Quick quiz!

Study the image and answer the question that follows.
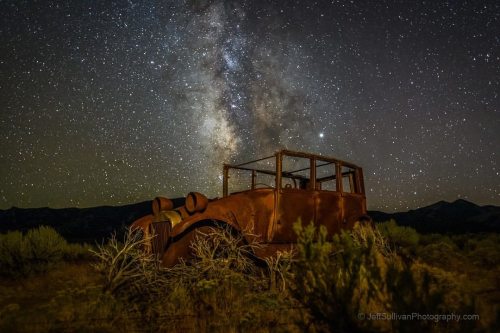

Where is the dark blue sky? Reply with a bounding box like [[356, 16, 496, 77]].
[[0, 0, 498, 211]]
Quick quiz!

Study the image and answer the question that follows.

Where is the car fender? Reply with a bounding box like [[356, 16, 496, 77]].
[[162, 219, 243, 267]]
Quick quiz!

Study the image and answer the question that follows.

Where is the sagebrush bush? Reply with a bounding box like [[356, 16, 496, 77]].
[[378, 219, 420, 255], [27, 226, 67, 260], [292, 221, 394, 332], [90, 229, 164, 298], [0, 226, 89, 277], [0, 230, 28, 276], [292, 221, 477, 333], [90, 226, 298, 332]]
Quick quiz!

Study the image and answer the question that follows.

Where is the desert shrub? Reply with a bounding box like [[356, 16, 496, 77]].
[[0, 226, 89, 277], [415, 234, 480, 273], [90, 226, 299, 332], [63, 242, 93, 261], [265, 250, 294, 292], [0, 230, 29, 276], [90, 228, 163, 299], [291, 221, 476, 333], [378, 219, 419, 256], [26, 226, 67, 261], [466, 242, 500, 268], [291, 221, 395, 332], [458, 234, 500, 268], [416, 241, 466, 272], [419, 233, 455, 247], [386, 259, 477, 333], [155, 227, 298, 332]]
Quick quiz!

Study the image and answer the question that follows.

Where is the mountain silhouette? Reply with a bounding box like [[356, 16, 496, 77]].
[[0, 201, 153, 243], [369, 199, 500, 233]]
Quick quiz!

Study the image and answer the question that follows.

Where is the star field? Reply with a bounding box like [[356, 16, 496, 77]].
[[0, 0, 498, 211]]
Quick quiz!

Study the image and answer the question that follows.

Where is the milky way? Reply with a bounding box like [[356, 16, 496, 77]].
[[0, 0, 498, 211]]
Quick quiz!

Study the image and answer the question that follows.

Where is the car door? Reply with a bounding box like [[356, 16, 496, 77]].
[[272, 154, 315, 242], [273, 186, 315, 242], [339, 165, 366, 227], [315, 159, 342, 237]]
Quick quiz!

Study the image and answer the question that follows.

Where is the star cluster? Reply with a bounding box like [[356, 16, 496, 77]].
[[0, 0, 498, 211]]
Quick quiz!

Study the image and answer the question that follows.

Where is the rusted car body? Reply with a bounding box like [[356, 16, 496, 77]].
[[131, 150, 371, 266]]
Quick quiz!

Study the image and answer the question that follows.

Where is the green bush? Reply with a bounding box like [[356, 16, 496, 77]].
[[458, 234, 500, 267], [419, 233, 455, 247], [291, 221, 476, 333], [416, 242, 466, 272], [0, 231, 28, 276], [0, 226, 90, 277], [378, 220, 420, 255], [291, 221, 394, 332]]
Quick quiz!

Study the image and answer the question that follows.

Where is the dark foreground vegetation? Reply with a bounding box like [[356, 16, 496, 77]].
[[0, 222, 499, 332]]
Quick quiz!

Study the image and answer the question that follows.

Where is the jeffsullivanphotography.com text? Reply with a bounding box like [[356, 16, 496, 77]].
[[358, 312, 480, 323]]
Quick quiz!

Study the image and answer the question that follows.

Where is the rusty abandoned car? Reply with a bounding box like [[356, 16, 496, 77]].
[[131, 150, 371, 266]]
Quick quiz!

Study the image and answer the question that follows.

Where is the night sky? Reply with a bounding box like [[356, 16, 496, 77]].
[[0, 0, 498, 211]]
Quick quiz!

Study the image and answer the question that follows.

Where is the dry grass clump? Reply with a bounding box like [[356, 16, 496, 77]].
[[90, 228, 166, 299], [90, 224, 299, 332]]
